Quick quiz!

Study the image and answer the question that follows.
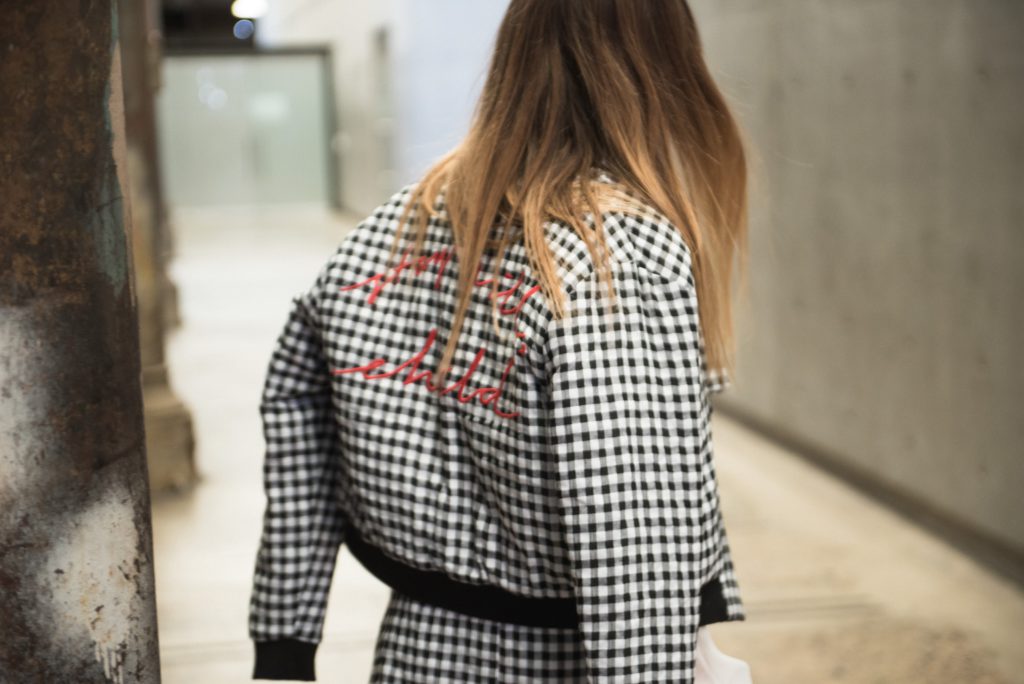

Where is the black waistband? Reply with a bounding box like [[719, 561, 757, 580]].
[[342, 518, 729, 628]]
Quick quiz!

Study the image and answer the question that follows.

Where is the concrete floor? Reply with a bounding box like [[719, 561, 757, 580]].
[[153, 207, 1024, 684]]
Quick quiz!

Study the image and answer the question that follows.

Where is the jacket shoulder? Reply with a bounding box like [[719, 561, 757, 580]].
[[543, 207, 695, 298]]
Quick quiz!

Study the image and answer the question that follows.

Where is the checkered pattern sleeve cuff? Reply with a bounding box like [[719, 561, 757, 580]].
[[247, 272, 347, 678], [546, 259, 729, 683]]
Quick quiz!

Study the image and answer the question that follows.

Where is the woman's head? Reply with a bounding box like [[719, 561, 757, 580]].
[[397, 0, 748, 382]]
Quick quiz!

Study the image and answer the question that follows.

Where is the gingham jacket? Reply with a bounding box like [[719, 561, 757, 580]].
[[248, 179, 746, 682]]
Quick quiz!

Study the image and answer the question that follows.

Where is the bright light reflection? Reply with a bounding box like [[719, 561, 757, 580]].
[[230, 0, 268, 19]]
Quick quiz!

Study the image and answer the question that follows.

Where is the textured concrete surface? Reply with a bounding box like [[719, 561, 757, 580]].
[[120, 0, 198, 496], [0, 3, 161, 681], [154, 207, 1024, 683], [689, 0, 1024, 568]]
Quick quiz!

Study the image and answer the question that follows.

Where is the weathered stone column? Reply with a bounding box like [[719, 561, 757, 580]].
[[120, 0, 197, 493], [0, 2, 162, 682]]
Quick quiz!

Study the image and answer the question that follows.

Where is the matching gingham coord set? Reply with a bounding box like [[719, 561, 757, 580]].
[[248, 176, 745, 683]]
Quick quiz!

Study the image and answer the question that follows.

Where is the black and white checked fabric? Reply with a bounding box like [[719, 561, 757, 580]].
[[370, 588, 587, 683], [248, 176, 745, 683]]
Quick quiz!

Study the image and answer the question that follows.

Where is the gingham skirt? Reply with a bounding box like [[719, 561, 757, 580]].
[[369, 588, 588, 683]]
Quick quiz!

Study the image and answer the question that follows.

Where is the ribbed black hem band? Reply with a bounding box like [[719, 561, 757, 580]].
[[253, 638, 318, 681], [698, 576, 729, 626], [343, 518, 730, 628]]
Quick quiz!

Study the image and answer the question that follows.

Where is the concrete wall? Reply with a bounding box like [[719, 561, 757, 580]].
[[691, 0, 1024, 565], [258, 0, 509, 214]]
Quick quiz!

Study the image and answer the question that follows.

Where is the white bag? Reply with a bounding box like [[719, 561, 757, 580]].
[[694, 626, 753, 684]]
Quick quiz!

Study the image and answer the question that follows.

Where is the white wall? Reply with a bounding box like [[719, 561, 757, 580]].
[[259, 0, 509, 214]]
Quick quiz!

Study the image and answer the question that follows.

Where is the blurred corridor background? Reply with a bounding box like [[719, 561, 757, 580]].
[[2, 0, 1020, 682]]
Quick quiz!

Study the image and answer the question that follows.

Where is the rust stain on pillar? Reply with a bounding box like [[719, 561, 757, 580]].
[[0, 1, 162, 682]]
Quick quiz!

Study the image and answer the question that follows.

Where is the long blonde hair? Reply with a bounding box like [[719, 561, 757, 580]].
[[390, 0, 748, 384]]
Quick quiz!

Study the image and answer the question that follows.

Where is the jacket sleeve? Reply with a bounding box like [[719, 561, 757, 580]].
[[545, 261, 723, 684], [248, 272, 347, 682]]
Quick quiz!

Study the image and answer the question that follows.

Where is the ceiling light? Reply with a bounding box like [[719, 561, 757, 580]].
[[231, 0, 269, 19]]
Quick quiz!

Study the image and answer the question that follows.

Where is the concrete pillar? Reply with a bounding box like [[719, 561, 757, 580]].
[[0, 2, 162, 682], [120, 0, 197, 493]]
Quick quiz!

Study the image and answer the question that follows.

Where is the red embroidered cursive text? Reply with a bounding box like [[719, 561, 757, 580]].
[[333, 246, 541, 421], [333, 328, 529, 419]]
